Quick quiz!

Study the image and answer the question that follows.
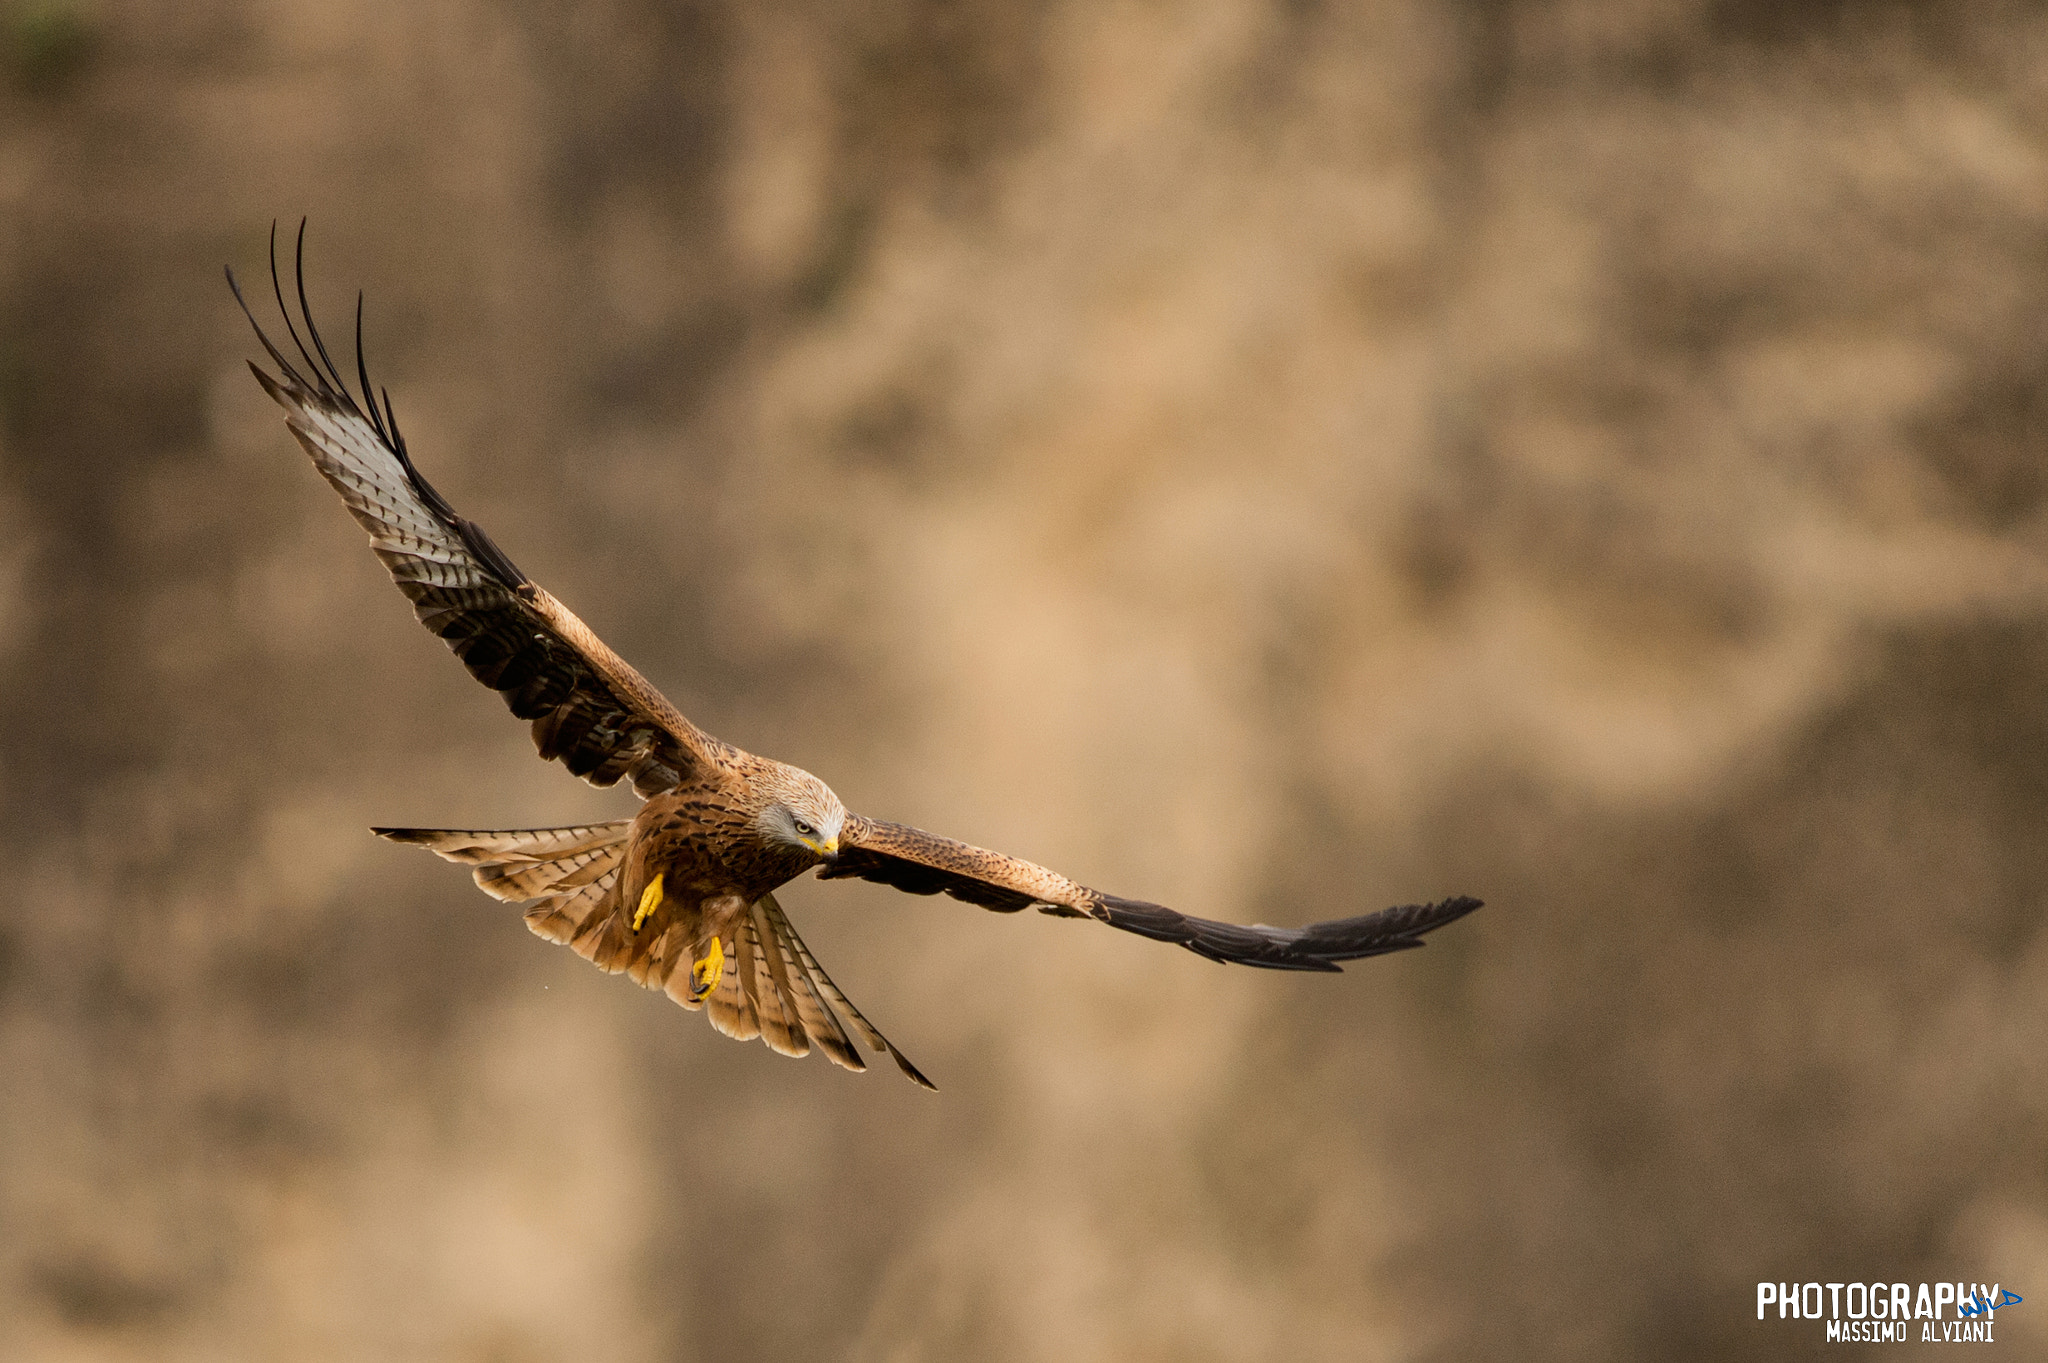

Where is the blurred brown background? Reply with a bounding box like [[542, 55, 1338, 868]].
[[2, 1, 2046, 1359]]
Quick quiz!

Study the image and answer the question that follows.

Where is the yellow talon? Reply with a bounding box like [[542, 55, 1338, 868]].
[[632, 874, 664, 933], [689, 936, 725, 1001]]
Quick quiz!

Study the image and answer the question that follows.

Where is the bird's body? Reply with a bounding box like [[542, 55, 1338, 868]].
[[230, 227, 1480, 1088], [628, 764, 844, 913]]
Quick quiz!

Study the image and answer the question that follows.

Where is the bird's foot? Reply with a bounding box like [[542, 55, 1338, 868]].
[[688, 936, 725, 1002], [631, 874, 664, 933]]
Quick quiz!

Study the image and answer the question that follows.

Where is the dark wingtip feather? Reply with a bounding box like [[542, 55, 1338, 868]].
[[229, 264, 309, 392], [355, 291, 391, 446], [1090, 889, 1481, 970], [269, 220, 330, 398], [293, 218, 354, 403], [229, 221, 529, 593], [1306, 894, 1484, 966], [1225, 951, 1346, 973]]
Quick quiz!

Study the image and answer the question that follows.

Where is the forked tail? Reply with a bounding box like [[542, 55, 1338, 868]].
[[374, 824, 932, 1088]]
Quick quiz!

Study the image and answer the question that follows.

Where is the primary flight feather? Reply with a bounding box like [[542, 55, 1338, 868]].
[[230, 225, 1481, 1089]]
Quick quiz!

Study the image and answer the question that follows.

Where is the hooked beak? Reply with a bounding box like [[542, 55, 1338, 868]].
[[819, 834, 840, 863]]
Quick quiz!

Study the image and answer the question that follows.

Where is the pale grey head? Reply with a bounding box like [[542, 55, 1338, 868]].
[[751, 763, 848, 859]]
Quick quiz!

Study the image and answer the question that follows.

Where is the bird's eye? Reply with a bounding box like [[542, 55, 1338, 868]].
[[793, 818, 814, 837]]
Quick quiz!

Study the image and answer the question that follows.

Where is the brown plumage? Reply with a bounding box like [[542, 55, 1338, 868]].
[[231, 225, 1481, 1089]]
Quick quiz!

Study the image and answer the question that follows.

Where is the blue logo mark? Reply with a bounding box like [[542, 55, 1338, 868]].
[[1959, 1289, 2021, 1319]]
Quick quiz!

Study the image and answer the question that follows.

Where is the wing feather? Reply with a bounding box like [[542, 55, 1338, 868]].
[[824, 816, 1480, 971], [230, 225, 723, 797]]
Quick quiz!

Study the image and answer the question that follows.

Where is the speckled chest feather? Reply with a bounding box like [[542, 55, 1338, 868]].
[[625, 785, 818, 907]]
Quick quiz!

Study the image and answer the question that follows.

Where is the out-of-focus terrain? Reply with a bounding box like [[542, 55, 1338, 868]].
[[2, 2, 2045, 1359]]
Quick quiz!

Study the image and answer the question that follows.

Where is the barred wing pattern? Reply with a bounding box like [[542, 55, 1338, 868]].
[[242, 228, 1482, 1090], [825, 817, 1482, 971], [228, 232, 717, 796]]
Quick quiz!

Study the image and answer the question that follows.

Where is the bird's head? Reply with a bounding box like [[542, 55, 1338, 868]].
[[753, 764, 847, 862]]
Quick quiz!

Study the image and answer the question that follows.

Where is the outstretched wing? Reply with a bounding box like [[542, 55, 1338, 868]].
[[823, 816, 1481, 971], [230, 225, 727, 796]]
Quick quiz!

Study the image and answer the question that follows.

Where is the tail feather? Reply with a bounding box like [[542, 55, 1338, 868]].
[[524, 872, 620, 949], [745, 896, 811, 1059], [627, 921, 689, 996], [700, 912, 763, 1038], [377, 825, 933, 1087]]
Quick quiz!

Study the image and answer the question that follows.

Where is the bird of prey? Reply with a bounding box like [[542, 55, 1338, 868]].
[[229, 227, 1480, 1089]]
